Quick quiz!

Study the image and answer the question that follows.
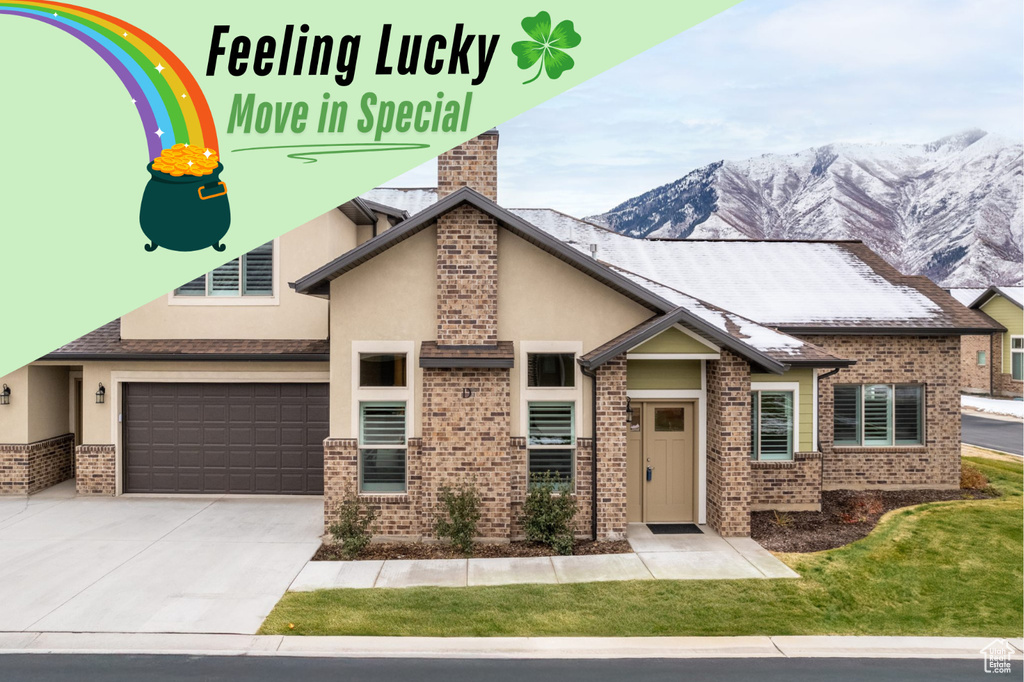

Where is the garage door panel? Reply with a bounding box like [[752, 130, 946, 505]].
[[125, 383, 327, 494]]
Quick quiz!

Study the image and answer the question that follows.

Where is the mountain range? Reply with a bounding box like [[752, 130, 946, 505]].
[[588, 130, 1023, 287]]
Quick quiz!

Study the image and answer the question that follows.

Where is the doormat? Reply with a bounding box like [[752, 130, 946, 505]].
[[647, 523, 703, 535]]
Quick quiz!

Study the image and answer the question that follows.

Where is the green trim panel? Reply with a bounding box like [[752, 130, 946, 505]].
[[751, 368, 814, 452], [630, 326, 717, 354], [627, 360, 701, 390]]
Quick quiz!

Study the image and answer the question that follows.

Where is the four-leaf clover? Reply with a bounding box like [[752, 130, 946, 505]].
[[511, 11, 582, 85]]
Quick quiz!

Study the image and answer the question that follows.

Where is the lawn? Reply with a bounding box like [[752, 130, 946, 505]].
[[261, 456, 1023, 637]]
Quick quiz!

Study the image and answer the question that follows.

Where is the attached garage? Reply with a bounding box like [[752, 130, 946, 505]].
[[123, 382, 328, 494]]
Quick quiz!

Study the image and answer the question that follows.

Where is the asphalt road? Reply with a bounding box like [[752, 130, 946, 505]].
[[0, 655, 1004, 681], [962, 413, 1023, 456]]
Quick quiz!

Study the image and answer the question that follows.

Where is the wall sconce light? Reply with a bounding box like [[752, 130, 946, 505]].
[[625, 397, 632, 415], [95, 383, 106, 404], [0, 384, 10, 406]]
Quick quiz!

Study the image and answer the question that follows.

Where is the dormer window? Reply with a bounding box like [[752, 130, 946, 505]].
[[175, 241, 273, 297]]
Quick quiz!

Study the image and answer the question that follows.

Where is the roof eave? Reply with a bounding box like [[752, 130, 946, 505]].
[[775, 325, 1005, 336], [38, 353, 330, 362]]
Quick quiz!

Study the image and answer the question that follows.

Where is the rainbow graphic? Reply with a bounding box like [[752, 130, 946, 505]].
[[0, 1, 218, 160]]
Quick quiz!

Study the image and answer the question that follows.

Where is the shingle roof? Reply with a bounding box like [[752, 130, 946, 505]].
[[42, 319, 329, 361]]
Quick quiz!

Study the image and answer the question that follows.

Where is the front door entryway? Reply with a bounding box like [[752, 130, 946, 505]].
[[626, 401, 697, 523]]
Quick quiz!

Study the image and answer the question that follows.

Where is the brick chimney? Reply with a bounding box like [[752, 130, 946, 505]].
[[437, 129, 499, 201], [435, 130, 500, 345]]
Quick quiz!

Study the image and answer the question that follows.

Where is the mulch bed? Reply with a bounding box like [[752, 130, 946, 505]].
[[313, 539, 633, 561], [751, 487, 999, 553]]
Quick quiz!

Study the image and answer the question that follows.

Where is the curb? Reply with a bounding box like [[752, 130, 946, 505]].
[[0, 633, 1021, 659]]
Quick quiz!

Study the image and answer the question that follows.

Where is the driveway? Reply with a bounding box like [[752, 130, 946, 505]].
[[0, 482, 321, 634], [962, 413, 1023, 456]]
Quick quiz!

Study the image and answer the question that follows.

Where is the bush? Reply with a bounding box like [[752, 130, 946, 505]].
[[328, 489, 379, 560], [434, 478, 482, 556], [519, 472, 578, 555], [771, 510, 793, 528], [960, 464, 989, 490], [838, 494, 884, 524]]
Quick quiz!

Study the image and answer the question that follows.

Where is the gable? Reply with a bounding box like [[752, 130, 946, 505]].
[[981, 294, 1023, 335], [630, 326, 717, 355]]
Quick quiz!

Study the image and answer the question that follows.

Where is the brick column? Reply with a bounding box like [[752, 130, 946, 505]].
[[436, 130, 498, 201], [75, 444, 116, 496], [435, 205, 499, 346], [706, 350, 751, 537], [595, 356, 628, 539]]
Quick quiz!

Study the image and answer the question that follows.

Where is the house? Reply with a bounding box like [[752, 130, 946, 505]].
[[0, 131, 1000, 541], [948, 287, 1022, 397]]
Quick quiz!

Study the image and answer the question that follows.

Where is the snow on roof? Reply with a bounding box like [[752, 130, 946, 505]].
[[610, 266, 811, 357], [948, 288, 987, 306], [362, 188, 438, 216], [994, 287, 1024, 307], [514, 209, 942, 326]]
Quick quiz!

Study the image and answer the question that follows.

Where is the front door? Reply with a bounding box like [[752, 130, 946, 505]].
[[642, 402, 696, 522]]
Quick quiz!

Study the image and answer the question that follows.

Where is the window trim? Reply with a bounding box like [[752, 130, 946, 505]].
[[526, 400, 576, 488], [750, 381, 799, 461], [351, 341, 416, 494], [357, 400, 408, 493], [833, 383, 925, 447], [168, 238, 280, 306], [519, 341, 583, 438], [1011, 335, 1024, 381]]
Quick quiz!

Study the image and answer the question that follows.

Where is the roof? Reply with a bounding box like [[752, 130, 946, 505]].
[[510, 208, 999, 334], [947, 287, 988, 306], [362, 188, 438, 216], [41, 320, 329, 361], [419, 341, 515, 368], [337, 198, 377, 225], [966, 286, 1024, 310], [593, 268, 854, 370]]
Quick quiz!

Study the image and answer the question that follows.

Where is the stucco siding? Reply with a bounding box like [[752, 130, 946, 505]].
[[121, 211, 357, 340]]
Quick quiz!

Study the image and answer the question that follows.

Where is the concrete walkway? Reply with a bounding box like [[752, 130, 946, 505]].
[[0, 632, 1019, 659], [0, 481, 321, 634], [289, 523, 797, 591]]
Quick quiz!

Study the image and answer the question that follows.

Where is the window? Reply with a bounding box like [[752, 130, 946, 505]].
[[359, 354, 407, 387], [977, 350, 987, 366], [833, 384, 923, 446], [751, 391, 794, 461], [175, 241, 273, 297], [1012, 337, 1024, 381], [359, 402, 406, 492], [527, 402, 574, 487], [527, 353, 576, 387]]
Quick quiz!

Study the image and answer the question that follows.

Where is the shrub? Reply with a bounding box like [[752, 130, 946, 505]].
[[328, 489, 379, 560], [434, 478, 482, 556], [960, 464, 989, 490], [519, 471, 578, 555], [772, 510, 793, 528], [838, 494, 884, 524]]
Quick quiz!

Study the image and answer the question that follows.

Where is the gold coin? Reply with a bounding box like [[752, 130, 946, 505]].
[[169, 170, 184, 176]]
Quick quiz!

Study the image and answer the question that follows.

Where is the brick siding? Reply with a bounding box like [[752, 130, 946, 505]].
[[960, 334, 991, 394], [436, 132, 498, 201], [0, 433, 75, 495], [435, 205, 499, 346], [802, 334, 960, 490], [75, 444, 116, 496], [749, 452, 822, 511], [594, 357, 628, 539], [705, 350, 751, 536], [992, 333, 1023, 397]]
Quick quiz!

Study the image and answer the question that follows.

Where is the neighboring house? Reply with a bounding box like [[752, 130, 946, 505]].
[[0, 131, 1000, 542], [948, 287, 1023, 397]]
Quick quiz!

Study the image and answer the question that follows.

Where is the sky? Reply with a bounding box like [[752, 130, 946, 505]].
[[384, 0, 1024, 217]]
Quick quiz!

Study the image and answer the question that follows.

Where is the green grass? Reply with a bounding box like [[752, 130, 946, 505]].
[[261, 457, 1023, 637]]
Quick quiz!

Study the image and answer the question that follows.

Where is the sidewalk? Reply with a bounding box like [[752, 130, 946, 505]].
[[289, 524, 798, 591], [0, 632, 1020, 659]]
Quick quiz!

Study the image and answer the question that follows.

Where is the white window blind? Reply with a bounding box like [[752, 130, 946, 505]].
[[527, 402, 574, 485], [173, 241, 274, 297]]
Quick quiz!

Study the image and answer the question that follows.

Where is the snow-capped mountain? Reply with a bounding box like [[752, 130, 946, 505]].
[[589, 130, 1023, 287]]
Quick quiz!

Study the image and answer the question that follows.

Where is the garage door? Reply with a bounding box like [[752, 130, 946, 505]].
[[123, 383, 328, 494]]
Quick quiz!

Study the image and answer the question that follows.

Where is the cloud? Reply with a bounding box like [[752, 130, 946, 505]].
[[386, 0, 1023, 218]]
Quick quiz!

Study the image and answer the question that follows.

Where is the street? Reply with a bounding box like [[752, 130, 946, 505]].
[[963, 413, 1023, 456], [0, 655, 1005, 681]]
